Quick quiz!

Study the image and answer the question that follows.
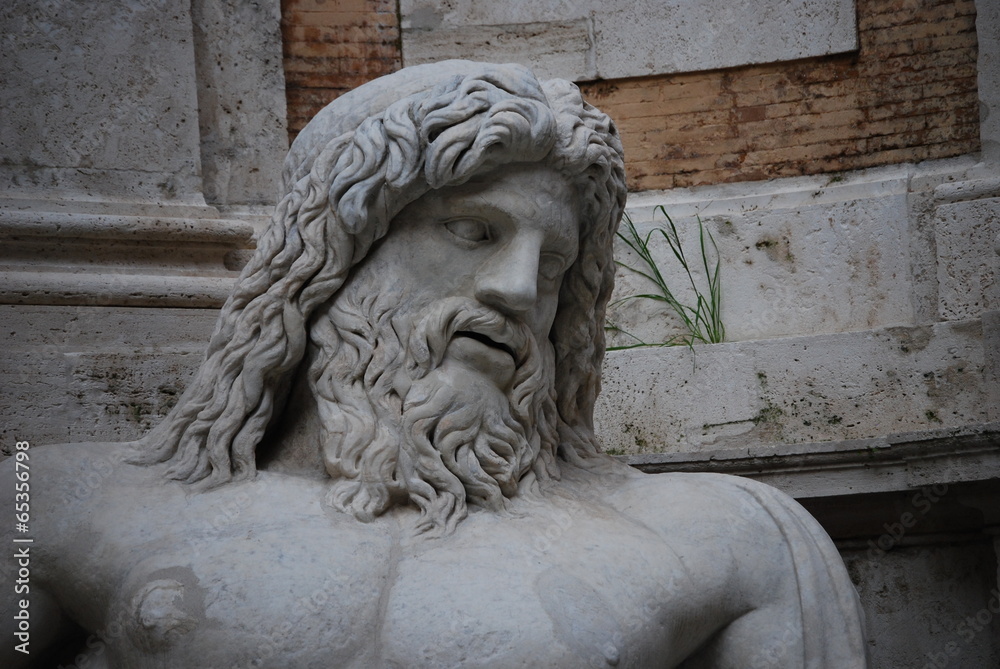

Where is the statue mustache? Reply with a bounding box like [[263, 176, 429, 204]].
[[405, 297, 534, 379]]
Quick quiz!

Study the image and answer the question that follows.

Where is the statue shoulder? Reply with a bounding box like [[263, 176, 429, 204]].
[[608, 470, 806, 537], [605, 471, 832, 591], [606, 472, 867, 666]]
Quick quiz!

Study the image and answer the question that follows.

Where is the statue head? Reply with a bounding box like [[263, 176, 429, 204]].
[[136, 61, 627, 533]]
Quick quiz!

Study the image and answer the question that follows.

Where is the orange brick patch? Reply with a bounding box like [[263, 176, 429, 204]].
[[281, 0, 980, 190], [281, 0, 401, 142], [579, 0, 980, 190]]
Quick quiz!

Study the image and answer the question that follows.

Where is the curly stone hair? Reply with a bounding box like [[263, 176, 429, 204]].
[[132, 60, 627, 487]]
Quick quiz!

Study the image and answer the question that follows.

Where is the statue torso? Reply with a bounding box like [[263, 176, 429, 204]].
[[31, 444, 782, 669]]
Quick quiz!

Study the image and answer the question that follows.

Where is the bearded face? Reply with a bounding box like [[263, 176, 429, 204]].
[[304, 164, 579, 535]]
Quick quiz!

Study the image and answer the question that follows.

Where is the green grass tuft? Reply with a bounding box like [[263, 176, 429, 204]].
[[608, 206, 725, 350]]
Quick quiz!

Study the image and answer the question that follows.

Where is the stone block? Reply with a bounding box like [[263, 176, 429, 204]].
[[595, 320, 990, 455], [0, 0, 203, 203], [934, 192, 1000, 321], [608, 166, 917, 347], [0, 306, 216, 447], [978, 0, 1000, 163], [594, 0, 857, 80], [400, 0, 857, 81], [401, 21, 596, 82], [191, 0, 288, 207]]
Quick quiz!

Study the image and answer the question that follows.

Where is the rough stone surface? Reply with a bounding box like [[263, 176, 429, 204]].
[[607, 160, 980, 347], [841, 542, 1000, 668], [191, 0, 288, 207], [400, 0, 857, 81], [596, 320, 991, 455], [0, 306, 216, 447], [985, 310, 1000, 422], [0, 0, 282, 321], [0, 0, 204, 203], [0, 62, 866, 668], [934, 191, 1000, 321], [978, 0, 1000, 163]]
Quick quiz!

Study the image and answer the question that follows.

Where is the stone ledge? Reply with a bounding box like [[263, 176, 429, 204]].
[[596, 319, 994, 454], [0, 209, 256, 245], [932, 175, 1000, 204], [0, 271, 237, 308], [0, 203, 255, 308], [622, 422, 1000, 499]]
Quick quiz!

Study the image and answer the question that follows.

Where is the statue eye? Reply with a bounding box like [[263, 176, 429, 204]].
[[444, 219, 490, 243]]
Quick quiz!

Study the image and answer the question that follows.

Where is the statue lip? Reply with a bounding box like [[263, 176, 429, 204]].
[[453, 330, 517, 361]]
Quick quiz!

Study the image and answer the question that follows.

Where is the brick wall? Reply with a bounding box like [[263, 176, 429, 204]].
[[281, 0, 980, 190], [281, 0, 401, 140], [581, 0, 980, 190]]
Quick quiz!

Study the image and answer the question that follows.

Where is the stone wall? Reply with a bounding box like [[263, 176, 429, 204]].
[[584, 0, 981, 190], [281, 0, 980, 190], [0, 0, 286, 444], [399, 0, 858, 81], [282, 0, 401, 139]]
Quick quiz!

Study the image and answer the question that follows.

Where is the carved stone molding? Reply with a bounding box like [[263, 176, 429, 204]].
[[0, 202, 255, 308], [624, 422, 1000, 499]]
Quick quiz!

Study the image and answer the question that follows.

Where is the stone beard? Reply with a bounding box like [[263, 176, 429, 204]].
[[306, 279, 561, 536]]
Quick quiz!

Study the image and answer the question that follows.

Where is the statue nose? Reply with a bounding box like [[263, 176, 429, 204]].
[[474, 237, 540, 315]]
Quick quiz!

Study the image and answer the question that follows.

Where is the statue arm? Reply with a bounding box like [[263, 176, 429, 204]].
[[738, 478, 868, 668], [677, 474, 869, 668]]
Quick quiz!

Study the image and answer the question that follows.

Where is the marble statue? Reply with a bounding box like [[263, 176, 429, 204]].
[[3, 61, 867, 668]]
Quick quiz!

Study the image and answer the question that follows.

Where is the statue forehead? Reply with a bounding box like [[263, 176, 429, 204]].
[[283, 60, 546, 188], [394, 163, 581, 239]]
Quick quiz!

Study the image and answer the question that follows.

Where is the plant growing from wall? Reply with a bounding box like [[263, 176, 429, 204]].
[[608, 206, 725, 350]]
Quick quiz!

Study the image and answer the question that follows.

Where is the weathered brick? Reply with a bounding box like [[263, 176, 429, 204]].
[[583, 85, 659, 107], [285, 39, 398, 60], [765, 94, 861, 119], [285, 10, 397, 29], [621, 108, 730, 134], [282, 0, 980, 190], [639, 123, 739, 146], [732, 86, 809, 108], [864, 90, 978, 121], [743, 139, 868, 167], [282, 24, 398, 44], [284, 0, 393, 13], [653, 137, 748, 162], [727, 71, 792, 94], [922, 76, 978, 99], [914, 32, 978, 53]]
